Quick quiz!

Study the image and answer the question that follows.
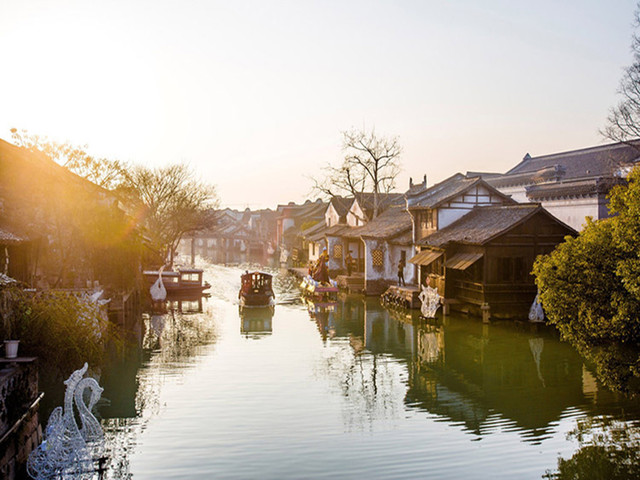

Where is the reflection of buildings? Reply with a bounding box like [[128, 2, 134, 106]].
[[407, 320, 585, 441], [323, 296, 592, 443]]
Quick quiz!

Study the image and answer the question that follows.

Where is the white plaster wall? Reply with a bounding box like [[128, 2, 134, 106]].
[[309, 241, 323, 263], [362, 240, 415, 284], [325, 205, 341, 227], [438, 208, 473, 229], [539, 197, 600, 231], [496, 185, 527, 202], [347, 202, 366, 226], [363, 239, 384, 281]]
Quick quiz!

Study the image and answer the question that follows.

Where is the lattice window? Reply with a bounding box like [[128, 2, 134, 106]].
[[372, 249, 384, 267], [333, 244, 343, 259]]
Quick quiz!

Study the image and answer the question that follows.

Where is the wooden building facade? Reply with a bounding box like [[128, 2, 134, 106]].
[[415, 204, 576, 318]]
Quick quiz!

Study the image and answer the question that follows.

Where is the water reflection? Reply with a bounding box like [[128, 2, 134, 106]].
[[239, 306, 274, 338], [305, 293, 639, 445], [95, 265, 640, 479], [544, 416, 640, 479]]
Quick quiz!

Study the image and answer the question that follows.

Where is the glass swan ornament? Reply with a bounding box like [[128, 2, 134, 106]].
[[27, 363, 104, 479], [419, 284, 442, 319]]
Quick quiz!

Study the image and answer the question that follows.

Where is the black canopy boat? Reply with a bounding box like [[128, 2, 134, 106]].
[[239, 271, 275, 308]]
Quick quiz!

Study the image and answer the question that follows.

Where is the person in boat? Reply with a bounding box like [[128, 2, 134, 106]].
[[313, 249, 330, 284]]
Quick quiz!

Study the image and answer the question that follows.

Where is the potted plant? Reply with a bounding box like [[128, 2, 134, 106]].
[[1, 286, 24, 359]]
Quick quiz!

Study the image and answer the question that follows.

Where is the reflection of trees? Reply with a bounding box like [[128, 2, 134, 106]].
[[319, 346, 407, 432], [571, 342, 640, 396], [100, 308, 217, 477], [142, 309, 218, 362], [544, 416, 640, 479]]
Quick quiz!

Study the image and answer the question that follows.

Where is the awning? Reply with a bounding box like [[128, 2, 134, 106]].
[[444, 252, 483, 270], [409, 249, 443, 266]]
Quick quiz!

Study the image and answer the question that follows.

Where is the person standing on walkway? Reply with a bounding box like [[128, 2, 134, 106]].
[[345, 251, 353, 276], [398, 258, 405, 286]]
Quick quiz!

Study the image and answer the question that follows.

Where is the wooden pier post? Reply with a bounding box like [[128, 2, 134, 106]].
[[481, 303, 491, 323]]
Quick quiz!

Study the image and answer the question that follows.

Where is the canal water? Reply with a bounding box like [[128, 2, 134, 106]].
[[92, 264, 640, 479]]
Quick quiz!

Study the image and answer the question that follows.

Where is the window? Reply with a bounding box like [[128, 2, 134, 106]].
[[372, 249, 384, 267], [333, 244, 343, 259]]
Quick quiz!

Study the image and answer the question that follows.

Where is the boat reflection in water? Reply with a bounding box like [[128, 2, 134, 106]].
[[239, 305, 274, 338], [305, 298, 338, 341]]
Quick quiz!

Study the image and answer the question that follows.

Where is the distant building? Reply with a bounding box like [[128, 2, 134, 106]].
[[182, 208, 277, 264], [479, 141, 640, 231]]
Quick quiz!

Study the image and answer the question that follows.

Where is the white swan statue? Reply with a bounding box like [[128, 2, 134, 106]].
[[150, 265, 167, 302]]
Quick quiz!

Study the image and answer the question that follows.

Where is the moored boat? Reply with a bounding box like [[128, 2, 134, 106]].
[[239, 271, 275, 308], [143, 267, 211, 298]]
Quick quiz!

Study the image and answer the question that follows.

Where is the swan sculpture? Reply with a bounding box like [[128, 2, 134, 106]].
[[75, 376, 105, 445], [419, 284, 442, 318], [27, 363, 105, 480], [150, 265, 167, 302]]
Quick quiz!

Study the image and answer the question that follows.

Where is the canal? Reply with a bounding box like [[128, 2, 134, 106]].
[[90, 264, 640, 479]]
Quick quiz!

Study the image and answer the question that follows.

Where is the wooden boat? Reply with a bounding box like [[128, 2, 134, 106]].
[[299, 275, 338, 299], [143, 267, 211, 297], [239, 271, 275, 308]]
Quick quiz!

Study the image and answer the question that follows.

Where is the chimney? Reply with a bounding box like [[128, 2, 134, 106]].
[[409, 177, 413, 188], [423, 174, 427, 186]]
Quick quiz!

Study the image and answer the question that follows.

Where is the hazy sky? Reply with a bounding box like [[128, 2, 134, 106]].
[[1, 0, 637, 208]]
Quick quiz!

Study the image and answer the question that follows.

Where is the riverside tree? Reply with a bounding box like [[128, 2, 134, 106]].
[[10, 128, 126, 189], [312, 127, 402, 219], [533, 166, 640, 347], [120, 164, 218, 266], [533, 168, 640, 394]]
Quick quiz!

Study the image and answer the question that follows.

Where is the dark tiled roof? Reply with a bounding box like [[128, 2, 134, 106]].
[[487, 166, 563, 188], [525, 177, 626, 200], [419, 204, 547, 247], [350, 205, 412, 240], [299, 220, 326, 238], [329, 196, 353, 218], [353, 192, 404, 217], [501, 142, 640, 185], [407, 173, 514, 209], [323, 225, 352, 238]]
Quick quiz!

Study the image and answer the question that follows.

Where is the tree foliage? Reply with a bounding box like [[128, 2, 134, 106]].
[[0, 285, 119, 375], [120, 164, 218, 265], [10, 128, 126, 190], [312, 127, 402, 218], [533, 167, 640, 348]]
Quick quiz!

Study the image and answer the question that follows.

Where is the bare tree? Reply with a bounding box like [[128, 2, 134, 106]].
[[121, 164, 219, 265], [312, 127, 402, 219], [10, 128, 126, 190], [603, 6, 640, 146]]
